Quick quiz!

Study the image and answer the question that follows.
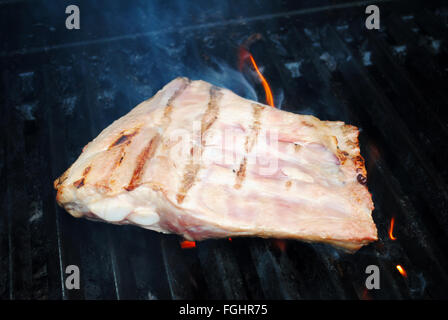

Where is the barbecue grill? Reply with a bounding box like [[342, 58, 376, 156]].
[[1, 0, 448, 300]]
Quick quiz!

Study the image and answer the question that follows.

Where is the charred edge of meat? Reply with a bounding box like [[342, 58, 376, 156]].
[[354, 155, 365, 166], [54, 170, 69, 189], [126, 134, 160, 191], [357, 174, 367, 185], [342, 124, 360, 148], [234, 157, 247, 189], [354, 155, 367, 179], [338, 150, 350, 164], [176, 85, 222, 204], [108, 130, 139, 150]]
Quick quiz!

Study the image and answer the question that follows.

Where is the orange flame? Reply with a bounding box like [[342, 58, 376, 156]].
[[180, 240, 196, 249], [389, 217, 397, 240], [248, 54, 275, 108], [396, 265, 407, 278]]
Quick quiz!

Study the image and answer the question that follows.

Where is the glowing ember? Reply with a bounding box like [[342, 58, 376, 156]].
[[180, 240, 196, 249], [273, 239, 286, 251], [228, 238, 232, 241], [396, 265, 407, 278], [389, 217, 397, 240], [248, 54, 275, 108], [361, 288, 372, 300]]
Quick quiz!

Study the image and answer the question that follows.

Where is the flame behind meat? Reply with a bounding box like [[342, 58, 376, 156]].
[[396, 264, 407, 278]]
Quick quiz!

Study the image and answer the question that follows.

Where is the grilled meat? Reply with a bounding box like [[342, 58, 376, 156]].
[[54, 77, 377, 251]]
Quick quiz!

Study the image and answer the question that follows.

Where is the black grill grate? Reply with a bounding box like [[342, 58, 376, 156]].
[[1, 0, 448, 300]]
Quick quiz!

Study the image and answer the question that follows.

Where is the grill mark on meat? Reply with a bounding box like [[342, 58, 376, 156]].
[[234, 157, 247, 189], [176, 85, 222, 204], [96, 128, 142, 188], [54, 78, 377, 251], [245, 104, 263, 151], [125, 79, 191, 191], [57, 159, 91, 189], [126, 134, 161, 191], [302, 120, 314, 127], [72, 166, 91, 189], [176, 162, 201, 204], [108, 129, 140, 150], [99, 148, 128, 188], [83, 166, 91, 176], [169, 79, 191, 104], [159, 78, 191, 129], [201, 85, 221, 140], [73, 178, 84, 188], [234, 103, 264, 189]]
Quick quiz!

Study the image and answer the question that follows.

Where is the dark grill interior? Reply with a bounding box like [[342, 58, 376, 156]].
[[1, 0, 448, 300]]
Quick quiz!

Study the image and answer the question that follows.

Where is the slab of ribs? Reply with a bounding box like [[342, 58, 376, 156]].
[[54, 77, 377, 251]]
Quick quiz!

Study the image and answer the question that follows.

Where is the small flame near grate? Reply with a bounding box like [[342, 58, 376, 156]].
[[396, 264, 407, 278], [247, 54, 275, 108], [239, 46, 275, 108], [389, 217, 397, 241], [180, 238, 233, 249], [180, 240, 196, 249]]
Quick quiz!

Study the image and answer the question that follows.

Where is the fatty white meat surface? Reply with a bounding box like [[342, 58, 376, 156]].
[[54, 78, 377, 251]]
